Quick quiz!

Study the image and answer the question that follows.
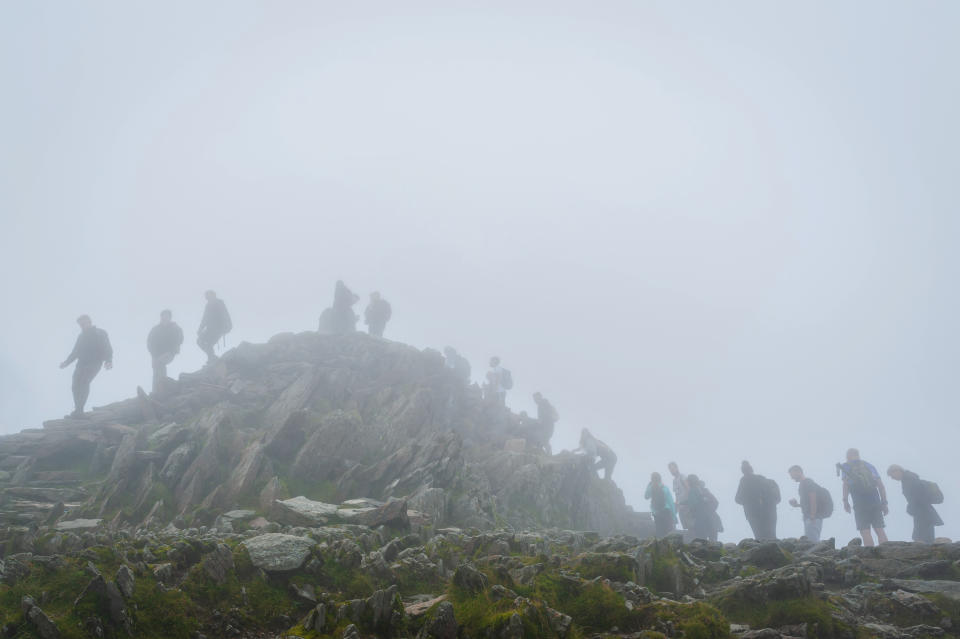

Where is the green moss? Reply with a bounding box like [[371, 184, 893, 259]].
[[715, 595, 847, 639], [570, 553, 638, 583], [519, 573, 630, 632]]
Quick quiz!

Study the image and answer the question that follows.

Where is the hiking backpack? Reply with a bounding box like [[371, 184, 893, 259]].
[[704, 488, 720, 513], [815, 484, 834, 518], [763, 477, 781, 505], [920, 480, 944, 505], [843, 461, 876, 496], [500, 368, 514, 390]]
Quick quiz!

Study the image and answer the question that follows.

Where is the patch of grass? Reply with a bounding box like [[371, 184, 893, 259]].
[[715, 595, 847, 639]]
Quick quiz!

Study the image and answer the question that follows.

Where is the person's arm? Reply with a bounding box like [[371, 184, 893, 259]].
[[876, 476, 889, 515], [808, 489, 818, 519], [843, 480, 851, 513], [734, 479, 744, 505], [60, 336, 80, 368], [102, 331, 113, 369], [644, 484, 652, 499], [175, 325, 184, 351]]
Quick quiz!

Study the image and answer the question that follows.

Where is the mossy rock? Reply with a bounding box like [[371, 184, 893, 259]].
[[569, 552, 639, 583]]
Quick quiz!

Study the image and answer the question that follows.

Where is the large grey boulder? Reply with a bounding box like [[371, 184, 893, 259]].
[[242, 533, 315, 571], [21, 596, 60, 639]]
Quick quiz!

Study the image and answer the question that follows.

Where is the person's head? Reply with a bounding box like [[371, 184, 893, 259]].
[[370, 291, 380, 301], [741, 460, 754, 476], [490, 356, 501, 367], [886, 464, 905, 481], [160, 309, 172, 322], [668, 461, 679, 476], [205, 290, 217, 301], [687, 474, 701, 488], [533, 392, 542, 401], [788, 465, 804, 482], [650, 472, 662, 484], [76, 315, 92, 330], [846, 448, 860, 462]]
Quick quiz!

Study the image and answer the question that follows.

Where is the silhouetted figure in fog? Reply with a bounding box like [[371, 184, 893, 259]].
[[443, 347, 471, 383], [887, 465, 942, 543], [364, 291, 392, 337], [735, 461, 779, 540], [840, 448, 889, 547], [577, 428, 617, 480], [645, 472, 677, 537], [197, 290, 232, 364], [669, 462, 692, 530], [684, 474, 721, 541], [147, 309, 183, 393], [483, 356, 512, 406], [788, 465, 829, 542], [532, 392, 558, 454], [59, 315, 113, 418], [319, 280, 360, 334]]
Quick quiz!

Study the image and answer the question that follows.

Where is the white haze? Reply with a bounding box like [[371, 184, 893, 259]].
[[2, 2, 959, 545]]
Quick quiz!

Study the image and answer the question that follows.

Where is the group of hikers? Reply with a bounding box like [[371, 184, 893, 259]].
[[59, 287, 947, 546], [646, 448, 945, 545], [59, 283, 392, 417]]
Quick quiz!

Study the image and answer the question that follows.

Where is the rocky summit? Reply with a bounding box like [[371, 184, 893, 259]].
[[1, 332, 959, 638]]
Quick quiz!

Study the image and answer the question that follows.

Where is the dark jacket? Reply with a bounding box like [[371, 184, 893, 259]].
[[364, 299, 392, 326], [65, 327, 112, 367], [148, 322, 184, 357], [901, 470, 943, 527], [736, 474, 777, 517], [200, 299, 231, 335]]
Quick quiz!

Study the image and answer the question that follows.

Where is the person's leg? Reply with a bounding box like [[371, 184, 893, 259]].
[[151, 357, 164, 393], [71, 363, 100, 416], [198, 332, 219, 362], [747, 515, 762, 540], [875, 526, 888, 544], [860, 528, 875, 546], [804, 518, 822, 542]]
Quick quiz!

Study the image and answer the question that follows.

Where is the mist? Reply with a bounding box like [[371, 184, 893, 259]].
[[2, 1, 959, 545]]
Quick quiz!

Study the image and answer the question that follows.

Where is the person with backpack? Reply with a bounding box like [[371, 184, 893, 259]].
[[684, 474, 722, 541], [197, 290, 232, 364], [787, 465, 832, 542], [363, 291, 392, 338], [147, 309, 184, 393], [576, 428, 617, 480], [484, 356, 512, 406], [645, 472, 677, 537], [735, 461, 779, 540], [886, 465, 944, 543], [59, 314, 113, 418], [668, 462, 692, 530], [840, 448, 889, 547]]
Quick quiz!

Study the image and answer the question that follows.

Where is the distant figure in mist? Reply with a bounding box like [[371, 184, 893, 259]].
[[59, 315, 113, 418], [577, 428, 616, 480], [443, 347, 471, 383], [532, 392, 558, 454], [484, 356, 512, 406], [735, 461, 780, 541], [645, 472, 677, 537], [197, 290, 232, 364], [319, 280, 360, 335], [364, 292, 392, 338], [683, 474, 722, 541], [787, 465, 831, 542], [886, 464, 944, 543], [147, 309, 184, 394], [840, 448, 889, 547], [668, 462, 692, 531]]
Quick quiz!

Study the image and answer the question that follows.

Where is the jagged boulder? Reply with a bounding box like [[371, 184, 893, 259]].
[[243, 533, 315, 571]]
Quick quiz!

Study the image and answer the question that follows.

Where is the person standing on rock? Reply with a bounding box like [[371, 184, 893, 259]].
[[59, 314, 113, 418], [484, 356, 512, 406], [443, 346, 471, 383], [735, 461, 779, 541], [645, 472, 678, 537], [363, 291, 392, 338], [787, 465, 830, 542], [840, 448, 889, 547], [886, 465, 943, 543], [147, 309, 184, 393], [668, 462, 692, 530], [684, 474, 721, 541], [197, 290, 232, 364], [532, 392, 558, 454], [576, 428, 617, 480]]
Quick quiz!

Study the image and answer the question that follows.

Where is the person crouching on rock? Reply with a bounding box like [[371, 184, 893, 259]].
[[576, 428, 617, 480]]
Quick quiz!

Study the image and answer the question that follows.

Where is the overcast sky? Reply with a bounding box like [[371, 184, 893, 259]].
[[2, 2, 958, 544]]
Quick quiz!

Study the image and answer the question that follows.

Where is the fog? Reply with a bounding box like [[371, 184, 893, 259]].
[[2, 2, 958, 544]]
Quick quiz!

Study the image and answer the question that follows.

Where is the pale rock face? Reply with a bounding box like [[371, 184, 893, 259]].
[[242, 533, 315, 572]]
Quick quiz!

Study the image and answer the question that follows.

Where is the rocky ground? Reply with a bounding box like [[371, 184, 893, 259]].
[[1, 331, 958, 637]]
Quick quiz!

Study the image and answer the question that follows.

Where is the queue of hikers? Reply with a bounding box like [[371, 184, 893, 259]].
[[646, 448, 945, 545]]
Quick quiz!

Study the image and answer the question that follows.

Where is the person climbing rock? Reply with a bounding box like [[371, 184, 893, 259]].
[[147, 309, 184, 393], [197, 290, 232, 364], [59, 315, 113, 418], [577, 428, 617, 480]]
